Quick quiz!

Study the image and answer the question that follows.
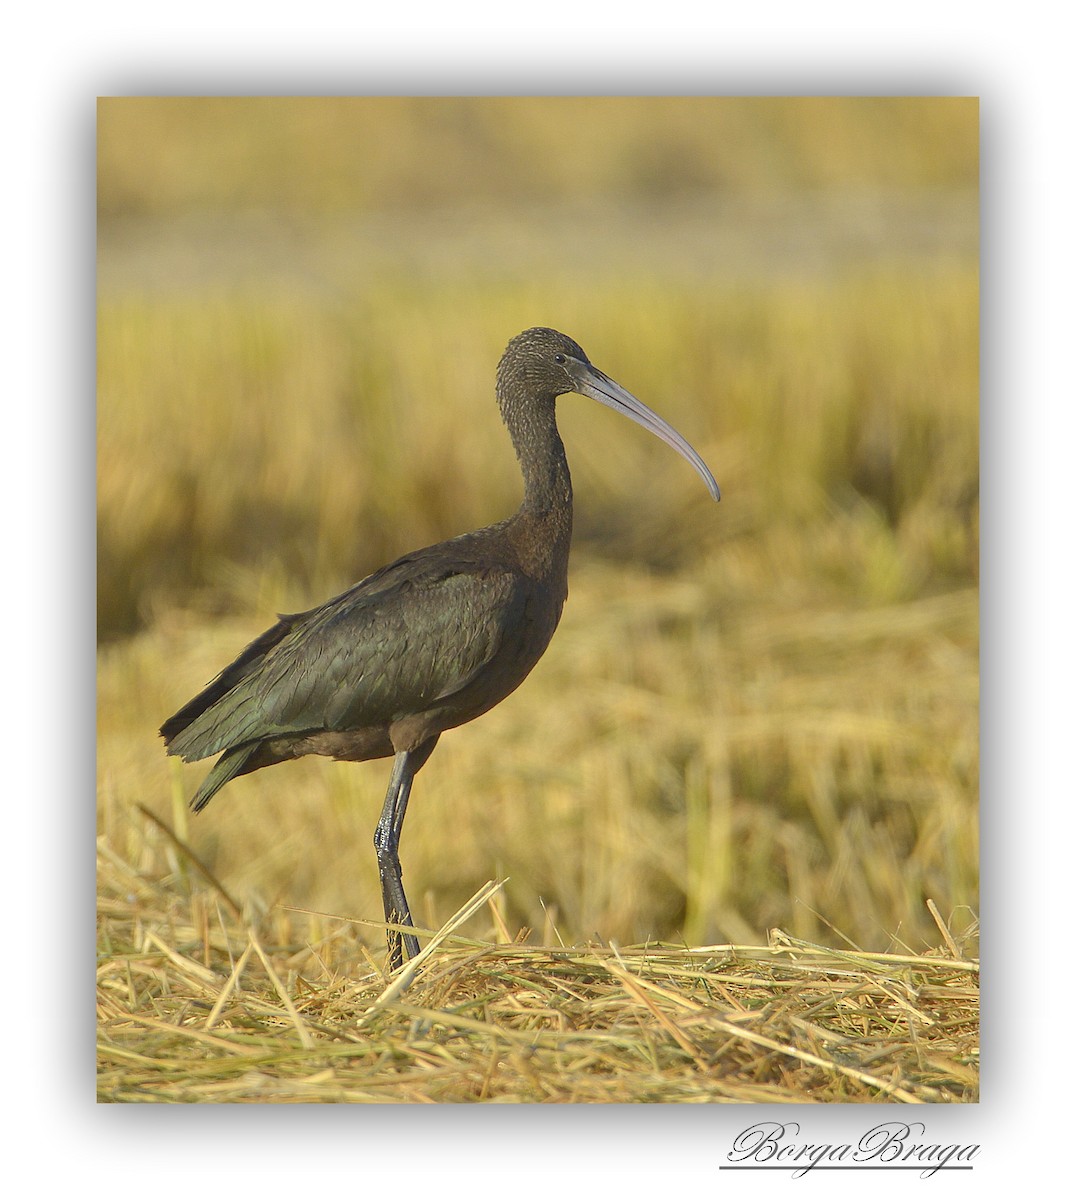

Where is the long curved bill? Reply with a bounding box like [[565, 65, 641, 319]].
[[567, 359, 721, 501]]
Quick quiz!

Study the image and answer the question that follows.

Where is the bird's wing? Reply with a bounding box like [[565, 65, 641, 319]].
[[162, 554, 532, 762]]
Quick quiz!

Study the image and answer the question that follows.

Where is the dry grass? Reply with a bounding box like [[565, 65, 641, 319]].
[[97, 265, 978, 1094], [98, 563, 978, 1102], [97, 853, 978, 1104], [100, 561, 977, 952], [98, 97, 978, 220], [98, 267, 978, 636], [97, 98, 978, 1103]]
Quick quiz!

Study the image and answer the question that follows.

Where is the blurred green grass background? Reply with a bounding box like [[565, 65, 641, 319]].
[[97, 97, 978, 954]]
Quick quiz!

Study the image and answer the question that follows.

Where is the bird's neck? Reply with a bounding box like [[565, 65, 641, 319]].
[[498, 391, 572, 515], [504, 400, 574, 580]]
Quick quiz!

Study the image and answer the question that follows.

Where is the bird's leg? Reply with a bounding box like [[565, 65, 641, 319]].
[[374, 752, 419, 968], [373, 737, 437, 969]]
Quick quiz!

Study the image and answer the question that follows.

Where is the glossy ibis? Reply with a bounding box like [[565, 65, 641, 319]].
[[161, 327, 720, 968]]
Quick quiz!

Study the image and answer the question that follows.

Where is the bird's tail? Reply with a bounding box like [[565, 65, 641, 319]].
[[190, 744, 260, 813]]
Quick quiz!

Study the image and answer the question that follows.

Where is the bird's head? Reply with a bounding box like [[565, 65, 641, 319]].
[[497, 327, 720, 501], [496, 327, 591, 405]]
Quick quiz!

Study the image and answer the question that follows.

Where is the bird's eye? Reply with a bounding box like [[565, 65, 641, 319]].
[[554, 353, 566, 364]]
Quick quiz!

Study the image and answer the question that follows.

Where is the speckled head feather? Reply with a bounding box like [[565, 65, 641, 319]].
[[496, 327, 590, 414]]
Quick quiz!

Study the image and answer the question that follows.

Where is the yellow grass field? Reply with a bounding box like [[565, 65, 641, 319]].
[[97, 97, 978, 1102]]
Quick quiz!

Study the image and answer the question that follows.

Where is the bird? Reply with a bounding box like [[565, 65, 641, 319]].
[[161, 327, 720, 969]]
